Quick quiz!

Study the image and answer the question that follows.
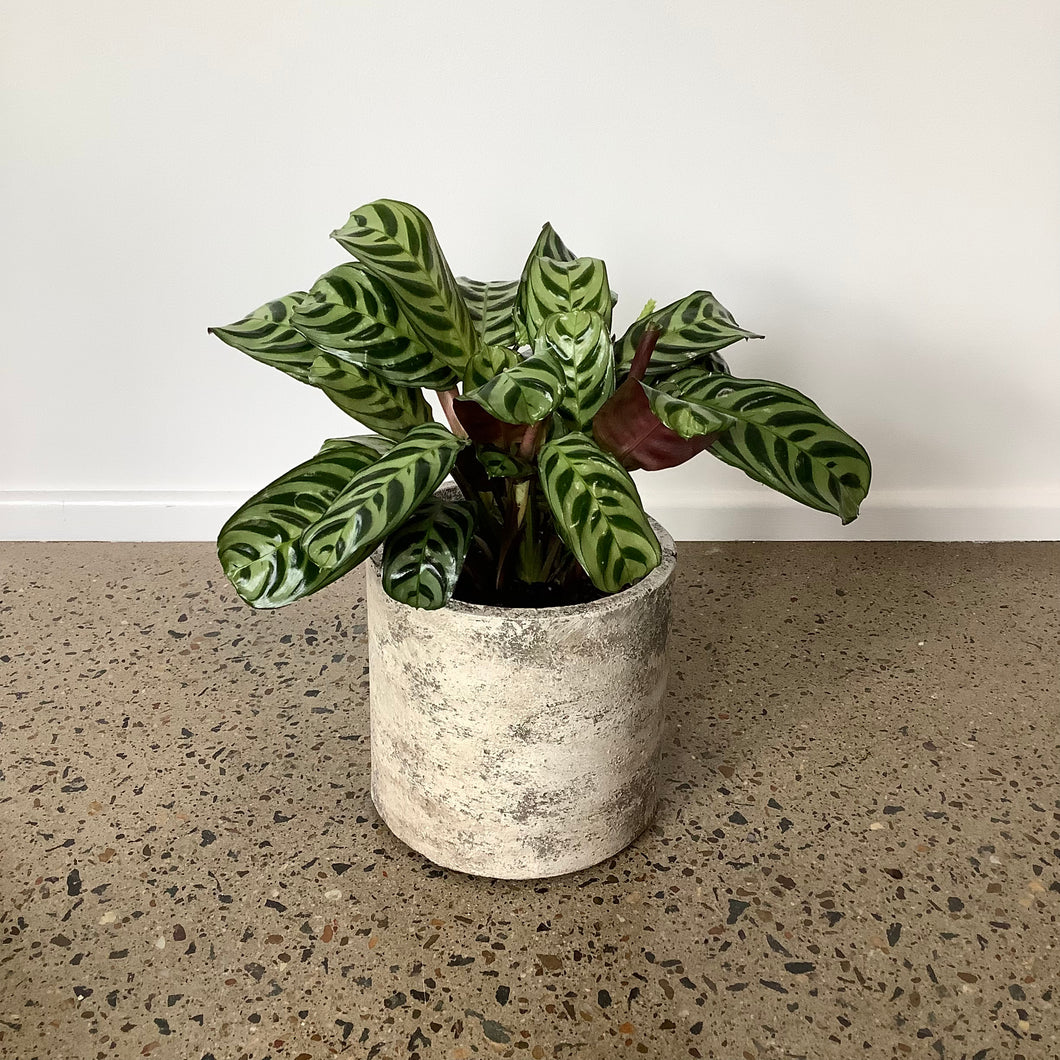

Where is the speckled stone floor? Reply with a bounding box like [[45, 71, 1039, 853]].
[[0, 542, 1057, 1060]]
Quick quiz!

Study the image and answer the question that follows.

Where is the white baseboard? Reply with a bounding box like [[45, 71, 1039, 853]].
[[0, 488, 1058, 542]]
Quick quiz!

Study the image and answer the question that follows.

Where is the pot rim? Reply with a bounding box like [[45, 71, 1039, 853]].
[[369, 505, 677, 619]]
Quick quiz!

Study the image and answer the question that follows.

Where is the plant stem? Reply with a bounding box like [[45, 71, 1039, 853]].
[[438, 388, 468, 438], [517, 420, 543, 461]]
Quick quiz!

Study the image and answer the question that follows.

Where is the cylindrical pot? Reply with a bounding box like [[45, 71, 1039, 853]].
[[366, 518, 677, 879]]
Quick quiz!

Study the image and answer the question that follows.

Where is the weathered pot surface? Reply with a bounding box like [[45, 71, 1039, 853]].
[[366, 517, 677, 880]]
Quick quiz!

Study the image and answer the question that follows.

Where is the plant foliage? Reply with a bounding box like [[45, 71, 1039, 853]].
[[212, 199, 871, 610]]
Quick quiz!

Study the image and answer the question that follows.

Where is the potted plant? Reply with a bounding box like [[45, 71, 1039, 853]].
[[210, 199, 871, 878]]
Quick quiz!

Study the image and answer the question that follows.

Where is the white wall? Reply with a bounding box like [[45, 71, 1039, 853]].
[[3, 0, 1058, 541]]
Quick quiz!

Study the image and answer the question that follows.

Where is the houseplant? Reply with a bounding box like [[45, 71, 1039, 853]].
[[210, 198, 871, 877]]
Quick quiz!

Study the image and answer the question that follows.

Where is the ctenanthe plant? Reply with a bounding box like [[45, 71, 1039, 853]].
[[210, 199, 871, 610]]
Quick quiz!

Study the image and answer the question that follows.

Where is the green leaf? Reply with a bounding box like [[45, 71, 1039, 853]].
[[477, 447, 532, 479], [217, 435, 393, 609], [457, 277, 519, 347], [463, 343, 521, 391], [309, 353, 434, 440], [661, 374, 871, 523], [514, 222, 611, 345], [538, 433, 661, 593], [518, 255, 613, 347], [381, 497, 476, 609], [331, 199, 479, 373], [530, 221, 576, 264], [536, 310, 615, 433], [292, 263, 458, 391], [459, 349, 566, 425], [209, 292, 318, 383], [615, 291, 762, 381], [303, 423, 467, 574], [639, 381, 737, 438]]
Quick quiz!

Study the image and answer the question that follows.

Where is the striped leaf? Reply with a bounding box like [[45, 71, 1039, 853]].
[[381, 496, 476, 609], [477, 447, 532, 479], [458, 277, 519, 347], [536, 310, 615, 432], [615, 291, 762, 381], [217, 435, 394, 609], [639, 381, 736, 439], [331, 199, 479, 372], [529, 221, 575, 264], [661, 374, 871, 523], [459, 349, 566, 425], [514, 222, 612, 345], [209, 292, 318, 383], [538, 433, 661, 593], [518, 254, 613, 347], [293, 263, 458, 391], [309, 353, 433, 440], [303, 423, 467, 574], [463, 343, 520, 391]]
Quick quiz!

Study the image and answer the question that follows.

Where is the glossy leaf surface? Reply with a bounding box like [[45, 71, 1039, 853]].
[[514, 222, 611, 344], [536, 310, 615, 433], [331, 199, 479, 372], [304, 423, 467, 573], [518, 254, 613, 346], [462, 343, 520, 391], [615, 291, 761, 380], [538, 433, 661, 593], [458, 349, 566, 425], [293, 263, 458, 390], [218, 436, 393, 609], [640, 381, 736, 438], [209, 293, 318, 383], [381, 497, 476, 609], [309, 353, 433, 440], [662, 374, 871, 522]]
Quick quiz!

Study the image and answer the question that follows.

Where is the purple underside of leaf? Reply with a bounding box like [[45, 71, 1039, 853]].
[[452, 398, 528, 448], [592, 325, 717, 471], [592, 377, 716, 471]]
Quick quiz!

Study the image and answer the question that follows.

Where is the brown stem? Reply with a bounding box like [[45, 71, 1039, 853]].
[[629, 327, 662, 382]]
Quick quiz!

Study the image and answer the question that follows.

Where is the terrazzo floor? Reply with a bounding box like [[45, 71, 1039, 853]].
[[0, 541, 1058, 1060]]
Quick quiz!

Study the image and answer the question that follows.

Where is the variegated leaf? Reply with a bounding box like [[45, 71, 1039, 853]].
[[463, 343, 520, 391], [217, 435, 393, 609], [477, 447, 532, 479], [514, 222, 612, 345], [529, 221, 575, 264], [639, 381, 736, 439], [518, 254, 613, 346], [309, 353, 434, 440], [293, 263, 458, 390], [209, 292, 318, 383], [457, 277, 519, 347], [331, 199, 479, 372], [538, 433, 661, 593], [381, 497, 476, 609], [303, 423, 467, 573], [615, 291, 762, 380], [536, 310, 615, 432], [458, 349, 566, 425], [661, 374, 871, 523]]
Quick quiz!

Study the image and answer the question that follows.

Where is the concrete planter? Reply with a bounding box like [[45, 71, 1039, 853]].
[[366, 518, 677, 879]]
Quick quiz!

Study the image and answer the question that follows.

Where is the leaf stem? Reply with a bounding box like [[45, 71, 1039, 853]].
[[629, 327, 662, 382], [438, 388, 468, 438]]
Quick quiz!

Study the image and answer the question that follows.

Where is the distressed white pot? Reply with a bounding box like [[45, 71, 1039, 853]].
[[366, 517, 677, 880]]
